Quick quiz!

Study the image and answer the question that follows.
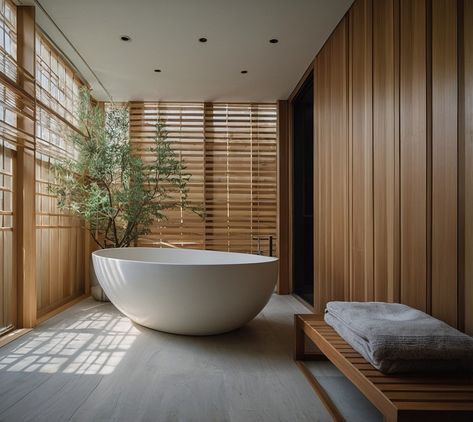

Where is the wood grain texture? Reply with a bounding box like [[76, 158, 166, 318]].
[[0, 0, 18, 335], [296, 314, 473, 421], [16, 6, 36, 329], [129, 102, 278, 256], [35, 33, 86, 319], [463, 0, 473, 335], [431, 0, 458, 327], [314, 18, 349, 312], [349, 0, 374, 302], [373, 0, 400, 303], [277, 100, 290, 294], [292, 0, 470, 332], [315, 48, 329, 313], [399, 0, 428, 311], [330, 20, 350, 303]]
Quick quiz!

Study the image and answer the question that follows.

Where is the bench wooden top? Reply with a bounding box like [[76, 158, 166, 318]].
[[296, 314, 473, 420]]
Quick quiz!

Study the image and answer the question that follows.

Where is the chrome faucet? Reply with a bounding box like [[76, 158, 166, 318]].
[[252, 235, 273, 256]]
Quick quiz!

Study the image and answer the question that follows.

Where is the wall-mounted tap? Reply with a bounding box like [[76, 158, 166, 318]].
[[252, 235, 273, 257]]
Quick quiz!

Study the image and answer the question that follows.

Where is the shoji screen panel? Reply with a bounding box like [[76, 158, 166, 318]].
[[0, 0, 17, 334], [205, 103, 277, 255], [129, 102, 206, 249], [0, 120, 15, 334], [0, 1, 35, 332], [35, 33, 85, 317]]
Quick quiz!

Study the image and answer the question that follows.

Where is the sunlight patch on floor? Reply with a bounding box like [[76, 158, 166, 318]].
[[0, 309, 139, 375]]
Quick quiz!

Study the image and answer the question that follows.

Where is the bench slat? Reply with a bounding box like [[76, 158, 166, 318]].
[[377, 384, 473, 392], [386, 391, 473, 401], [295, 313, 473, 419]]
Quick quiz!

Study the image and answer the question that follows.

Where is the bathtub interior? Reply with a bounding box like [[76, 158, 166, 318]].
[[93, 247, 278, 265]]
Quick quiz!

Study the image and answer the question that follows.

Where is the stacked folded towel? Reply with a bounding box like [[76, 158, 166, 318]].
[[324, 301, 473, 374]]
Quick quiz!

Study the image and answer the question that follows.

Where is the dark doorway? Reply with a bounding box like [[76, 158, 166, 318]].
[[292, 74, 314, 306]]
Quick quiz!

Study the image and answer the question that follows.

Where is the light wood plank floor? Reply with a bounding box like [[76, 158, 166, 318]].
[[0, 295, 379, 422]]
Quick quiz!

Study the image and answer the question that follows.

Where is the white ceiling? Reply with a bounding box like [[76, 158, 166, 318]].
[[27, 0, 352, 102]]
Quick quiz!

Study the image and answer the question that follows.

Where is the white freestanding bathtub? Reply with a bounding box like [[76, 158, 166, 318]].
[[92, 247, 278, 335]]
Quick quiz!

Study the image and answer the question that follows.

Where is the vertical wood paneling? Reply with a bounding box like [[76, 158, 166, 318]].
[[399, 0, 428, 311], [330, 20, 349, 303], [16, 6, 36, 328], [314, 18, 349, 312], [463, 0, 473, 335], [308, 0, 470, 331], [349, 0, 374, 302], [373, 0, 400, 302], [431, 0, 458, 327], [277, 100, 290, 294], [315, 50, 329, 313]]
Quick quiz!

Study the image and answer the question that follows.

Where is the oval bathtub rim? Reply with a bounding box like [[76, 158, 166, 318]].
[[92, 247, 279, 267]]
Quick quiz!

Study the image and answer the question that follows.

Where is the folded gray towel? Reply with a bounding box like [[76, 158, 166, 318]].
[[324, 301, 473, 374]]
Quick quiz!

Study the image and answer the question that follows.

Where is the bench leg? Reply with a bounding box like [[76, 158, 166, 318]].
[[294, 316, 345, 421], [294, 315, 306, 360], [294, 315, 328, 361]]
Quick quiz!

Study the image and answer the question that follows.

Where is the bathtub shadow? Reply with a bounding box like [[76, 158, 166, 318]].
[[129, 314, 296, 368]]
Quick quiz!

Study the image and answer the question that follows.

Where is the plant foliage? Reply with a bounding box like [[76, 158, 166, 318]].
[[49, 88, 200, 248]]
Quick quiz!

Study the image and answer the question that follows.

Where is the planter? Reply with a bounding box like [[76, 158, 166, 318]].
[[90, 255, 110, 302]]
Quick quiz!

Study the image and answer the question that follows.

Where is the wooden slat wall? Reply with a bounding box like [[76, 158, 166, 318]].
[[306, 0, 472, 332], [349, 0, 373, 302], [129, 102, 278, 256], [399, 0, 428, 312], [372, 0, 399, 303], [34, 33, 85, 318], [277, 100, 290, 294], [431, 0, 457, 327], [315, 18, 349, 313], [462, 0, 473, 334]]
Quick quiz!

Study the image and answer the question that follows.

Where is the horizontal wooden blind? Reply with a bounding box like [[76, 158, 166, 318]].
[[35, 32, 85, 317], [129, 102, 206, 249], [205, 103, 277, 255], [129, 102, 277, 255]]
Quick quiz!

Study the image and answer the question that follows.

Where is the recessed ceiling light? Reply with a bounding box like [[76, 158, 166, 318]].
[[241, 70, 248, 74], [269, 38, 279, 44], [120, 35, 131, 42], [154, 69, 162, 73], [199, 37, 208, 43]]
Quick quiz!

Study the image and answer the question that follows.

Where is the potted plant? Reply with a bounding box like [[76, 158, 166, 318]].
[[49, 89, 199, 300]]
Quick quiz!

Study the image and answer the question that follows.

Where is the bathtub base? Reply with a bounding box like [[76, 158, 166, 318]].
[[92, 247, 278, 336]]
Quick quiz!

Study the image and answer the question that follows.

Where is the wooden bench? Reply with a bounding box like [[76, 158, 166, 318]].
[[294, 314, 473, 422]]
